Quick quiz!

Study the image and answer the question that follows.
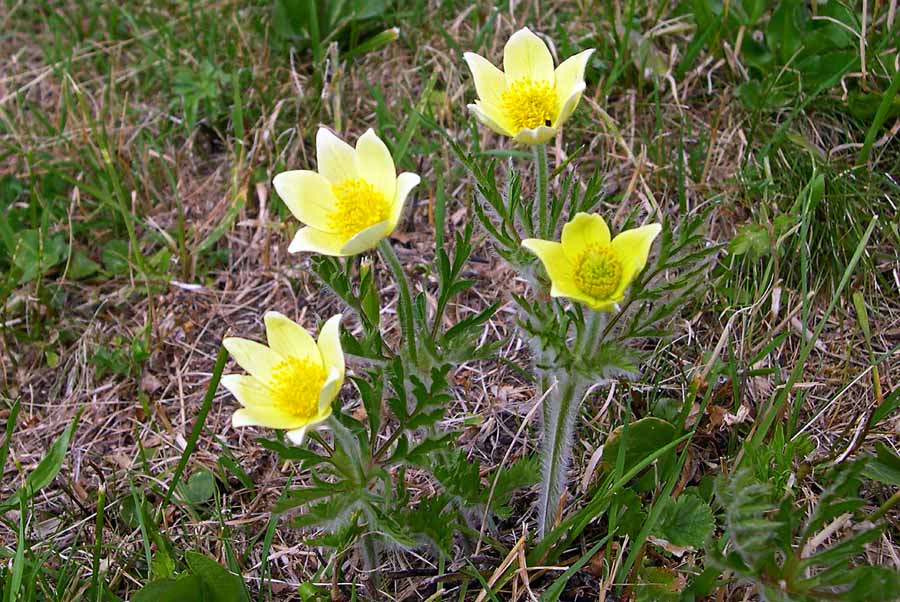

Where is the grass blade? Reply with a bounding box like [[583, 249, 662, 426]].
[[157, 344, 229, 518]]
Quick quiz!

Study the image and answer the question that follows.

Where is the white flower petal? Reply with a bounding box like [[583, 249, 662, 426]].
[[288, 226, 347, 256], [316, 128, 358, 185], [339, 220, 392, 255], [222, 338, 283, 384], [263, 311, 321, 364], [389, 172, 420, 228], [513, 124, 557, 145], [272, 170, 337, 232], [317, 314, 344, 385], [463, 52, 507, 106], [504, 27, 555, 84], [468, 102, 514, 137], [356, 129, 396, 201], [553, 49, 594, 124]]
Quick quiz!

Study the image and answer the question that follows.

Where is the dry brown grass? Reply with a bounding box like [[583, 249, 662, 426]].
[[1, 1, 898, 600]]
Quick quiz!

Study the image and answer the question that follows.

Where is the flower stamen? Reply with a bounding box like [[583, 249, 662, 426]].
[[501, 78, 558, 132], [573, 245, 622, 300], [328, 179, 390, 240], [270, 357, 326, 420]]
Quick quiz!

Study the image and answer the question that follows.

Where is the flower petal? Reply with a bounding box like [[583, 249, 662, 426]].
[[560, 212, 610, 262], [285, 424, 310, 445], [553, 49, 593, 124], [504, 27, 555, 84], [554, 87, 586, 129], [356, 129, 396, 201], [463, 52, 508, 106], [468, 102, 515, 137], [316, 127, 357, 185], [549, 278, 622, 312], [285, 409, 331, 444], [317, 314, 344, 385], [317, 366, 342, 415], [232, 406, 306, 430], [522, 238, 576, 290], [285, 426, 309, 445], [513, 124, 557, 145], [264, 311, 321, 364], [221, 374, 272, 408], [339, 220, 392, 255], [222, 338, 283, 384], [288, 226, 346, 256], [272, 170, 337, 232], [389, 172, 420, 228], [610, 223, 662, 295]]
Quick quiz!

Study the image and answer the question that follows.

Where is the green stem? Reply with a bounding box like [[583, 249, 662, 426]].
[[371, 424, 405, 464], [309, 431, 334, 457], [158, 344, 228, 518], [577, 311, 605, 358], [378, 238, 418, 365], [537, 375, 582, 538], [359, 522, 381, 594], [869, 488, 900, 523], [534, 143, 549, 238]]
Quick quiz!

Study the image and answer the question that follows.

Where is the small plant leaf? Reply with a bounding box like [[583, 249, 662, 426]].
[[863, 442, 900, 486], [0, 409, 83, 513], [652, 492, 715, 549], [185, 551, 249, 602], [179, 470, 216, 506]]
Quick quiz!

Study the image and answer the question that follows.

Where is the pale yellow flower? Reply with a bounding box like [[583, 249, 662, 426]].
[[273, 128, 420, 256], [522, 213, 661, 311], [463, 28, 594, 144], [222, 312, 344, 444]]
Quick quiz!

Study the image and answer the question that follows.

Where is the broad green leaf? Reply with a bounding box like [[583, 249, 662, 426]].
[[600, 417, 678, 474], [101, 239, 131, 275], [613, 488, 647, 539], [767, 0, 805, 63], [132, 575, 205, 602], [179, 470, 216, 506], [67, 250, 101, 280], [131, 579, 180, 602], [741, 0, 766, 24], [185, 551, 248, 602], [635, 566, 683, 602], [151, 546, 176, 580], [12, 230, 68, 284], [729, 223, 769, 257], [298, 581, 328, 601], [652, 492, 714, 549], [798, 51, 857, 89]]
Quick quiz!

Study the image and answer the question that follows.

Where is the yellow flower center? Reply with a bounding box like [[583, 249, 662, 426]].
[[501, 78, 558, 132], [270, 356, 326, 421], [328, 178, 390, 240], [573, 245, 622, 300]]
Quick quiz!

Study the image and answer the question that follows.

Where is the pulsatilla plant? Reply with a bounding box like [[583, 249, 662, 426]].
[[457, 28, 712, 538], [216, 25, 714, 589], [220, 128, 533, 581]]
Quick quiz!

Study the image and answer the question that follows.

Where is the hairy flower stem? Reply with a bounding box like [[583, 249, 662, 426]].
[[360, 529, 381, 593], [537, 373, 584, 538], [578, 310, 605, 358], [378, 238, 418, 366], [534, 143, 549, 238]]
